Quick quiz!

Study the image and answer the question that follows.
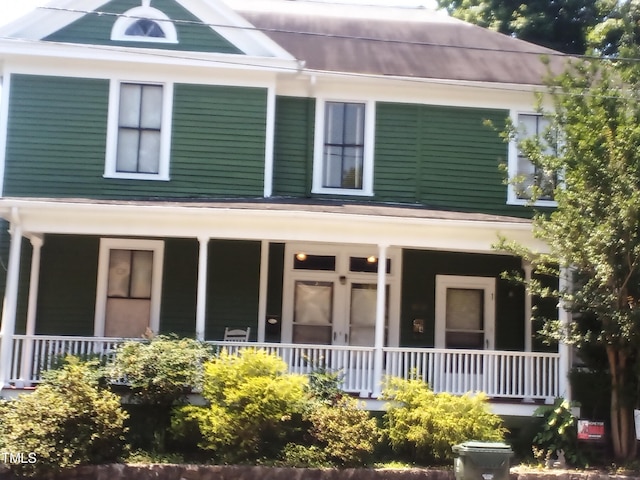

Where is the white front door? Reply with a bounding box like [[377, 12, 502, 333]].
[[282, 245, 398, 347], [435, 275, 495, 350]]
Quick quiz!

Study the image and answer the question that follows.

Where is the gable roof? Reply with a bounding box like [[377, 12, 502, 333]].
[[0, 0, 294, 58], [234, 0, 568, 85], [0, 0, 568, 86]]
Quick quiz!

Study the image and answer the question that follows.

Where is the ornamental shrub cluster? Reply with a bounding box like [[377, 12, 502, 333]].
[[0, 338, 511, 475], [382, 377, 506, 464], [0, 357, 128, 477]]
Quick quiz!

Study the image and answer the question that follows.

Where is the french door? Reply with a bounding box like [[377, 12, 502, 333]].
[[282, 245, 398, 347]]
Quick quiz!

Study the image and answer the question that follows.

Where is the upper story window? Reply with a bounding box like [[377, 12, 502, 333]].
[[105, 80, 173, 181], [312, 99, 375, 196], [111, 1, 178, 44], [508, 112, 557, 206]]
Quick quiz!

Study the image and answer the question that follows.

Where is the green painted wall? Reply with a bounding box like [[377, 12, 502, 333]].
[[205, 240, 261, 341], [400, 249, 525, 350], [5, 74, 267, 199], [272, 96, 314, 197], [159, 238, 198, 337], [375, 102, 526, 217], [265, 242, 285, 342], [36, 235, 100, 336], [44, 0, 242, 53]]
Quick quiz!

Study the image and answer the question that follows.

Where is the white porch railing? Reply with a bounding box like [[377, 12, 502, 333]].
[[4, 335, 560, 401]]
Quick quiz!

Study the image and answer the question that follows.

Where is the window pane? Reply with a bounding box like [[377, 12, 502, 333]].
[[325, 102, 344, 144], [293, 254, 336, 271], [138, 131, 161, 173], [344, 103, 365, 144], [126, 19, 166, 38], [119, 84, 141, 128], [446, 288, 483, 331], [342, 146, 363, 188], [140, 85, 163, 129], [131, 250, 153, 298], [323, 146, 344, 187], [116, 129, 140, 172], [294, 281, 333, 325], [107, 250, 131, 297]]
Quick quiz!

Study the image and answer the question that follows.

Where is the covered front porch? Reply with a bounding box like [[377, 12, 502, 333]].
[[3, 334, 561, 415], [0, 198, 571, 416]]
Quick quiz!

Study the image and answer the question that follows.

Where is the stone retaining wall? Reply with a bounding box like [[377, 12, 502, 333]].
[[0, 465, 638, 480]]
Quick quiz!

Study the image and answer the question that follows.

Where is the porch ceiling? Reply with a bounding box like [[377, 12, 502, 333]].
[[0, 197, 548, 254]]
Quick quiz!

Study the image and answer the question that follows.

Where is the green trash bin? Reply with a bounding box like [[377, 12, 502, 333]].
[[452, 441, 513, 480]]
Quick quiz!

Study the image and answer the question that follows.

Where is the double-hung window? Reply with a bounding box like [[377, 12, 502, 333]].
[[105, 81, 173, 180], [312, 99, 374, 196], [508, 112, 557, 205]]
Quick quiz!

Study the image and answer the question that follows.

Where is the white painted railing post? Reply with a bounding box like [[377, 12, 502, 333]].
[[558, 266, 572, 401], [195, 236, 210, 341], [372, 244, 388, 397], [0, 209, 23, 388], [20, 235, 44, 385], [522, 260, 533, 400], [257, 241, 269, 342]]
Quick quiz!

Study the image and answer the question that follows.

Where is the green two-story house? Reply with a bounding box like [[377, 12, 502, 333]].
[[0, 0, 570, 415]]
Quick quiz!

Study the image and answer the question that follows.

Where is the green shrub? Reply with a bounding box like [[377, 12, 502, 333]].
[[306, 396, 380, 467], [172, 349, 308, 463], [0, 357, 128, 477], [106, 335, 210, 407], [382, 377, 506, 464], [532, 398, 586, 467], [279, 443, 330, 468]]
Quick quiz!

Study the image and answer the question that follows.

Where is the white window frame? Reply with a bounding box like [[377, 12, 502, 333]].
[[105, 80, 173, 181], [94, 238, 165, 337], [312, 98, 375, 196], [434, 275, 495, 350], [507, 110, 558, 207], [111, 5, 178, 44]]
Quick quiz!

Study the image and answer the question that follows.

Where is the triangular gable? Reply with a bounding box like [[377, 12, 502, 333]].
[[0, 0, 295, 58]]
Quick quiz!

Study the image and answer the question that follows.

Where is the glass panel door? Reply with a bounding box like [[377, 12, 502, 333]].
[[292, 280, 334, 344], [445, 288, 484, 349]]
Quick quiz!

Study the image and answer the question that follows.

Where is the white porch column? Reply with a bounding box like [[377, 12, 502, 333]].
[[257, 241, 269, 342], [523, 260, 533, 352], [19, 235, 44, 385], [195, 236, 210, 341], [558, 266, 572, 401], [0, 211, 24, 387], [522, 259, 533, 400], [372, 244, 388, 397]]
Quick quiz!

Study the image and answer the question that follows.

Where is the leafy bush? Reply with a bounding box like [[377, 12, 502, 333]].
[[0, 357, 128, 477], [279, 443, 330, 468], [382, 377, 506, 464], [171, 349, 308, 463], [306, 396, 380, 467], [105, 335, 210, 407], [532, 397, 586, 467]]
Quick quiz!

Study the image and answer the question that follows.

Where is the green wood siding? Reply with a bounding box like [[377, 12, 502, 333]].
[[171, 84, 267, 196], [5, 74, 267, 199], [36, 235, 100, 336], [375, 103, 525, 216], [400, 249, 525, 350], [44, 0, 242, 54], [205, 240, 261, 341], [273, 96, 314, 197], [159, 238, 198, 337], [265, 242, 285, 342], [5, 75, 110, 198]]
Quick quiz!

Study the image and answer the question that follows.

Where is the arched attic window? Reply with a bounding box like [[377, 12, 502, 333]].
[[111, 1, 178, 44]]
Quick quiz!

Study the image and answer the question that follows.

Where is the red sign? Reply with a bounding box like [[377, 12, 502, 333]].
[[577, 420, 605, 440]]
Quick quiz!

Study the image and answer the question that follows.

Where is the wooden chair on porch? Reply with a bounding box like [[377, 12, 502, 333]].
[[223, 327, 251, 342]]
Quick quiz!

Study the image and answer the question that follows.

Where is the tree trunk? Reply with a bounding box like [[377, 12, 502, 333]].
[[606, 345, 637, 461]]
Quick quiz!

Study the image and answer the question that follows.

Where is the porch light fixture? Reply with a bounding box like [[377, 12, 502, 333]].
[[295, 252, 307, 261], [367, 255, 377, 263]]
